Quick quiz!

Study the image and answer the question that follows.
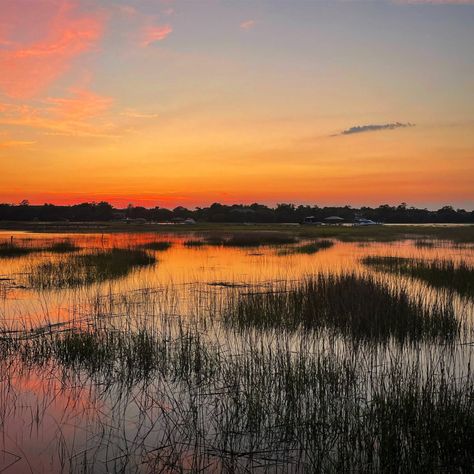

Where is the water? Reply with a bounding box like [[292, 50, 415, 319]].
[[0, 232, 472, 472]]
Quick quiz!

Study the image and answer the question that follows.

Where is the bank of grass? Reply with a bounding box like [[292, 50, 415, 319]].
[[25, 248, 155, 289], [224, 273, 459, 342], [138, 241, 172, 251], [363, 256, 474, 299]]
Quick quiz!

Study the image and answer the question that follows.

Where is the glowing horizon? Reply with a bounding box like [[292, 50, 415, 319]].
[[1, 0, 473, 210]]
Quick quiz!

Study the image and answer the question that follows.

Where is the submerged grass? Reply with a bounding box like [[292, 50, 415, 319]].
[[25, 248, 155, 289], [363, 256, 474, 298], [225, 273, 459, 342]]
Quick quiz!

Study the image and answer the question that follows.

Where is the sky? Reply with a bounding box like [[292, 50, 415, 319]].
[[0, 0, 473, 210]]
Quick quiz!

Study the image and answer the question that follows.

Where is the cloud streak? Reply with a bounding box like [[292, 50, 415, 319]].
[[336, 122, 415, 136]]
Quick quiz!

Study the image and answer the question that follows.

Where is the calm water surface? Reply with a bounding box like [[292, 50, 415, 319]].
[[0, 232, 472, 472]]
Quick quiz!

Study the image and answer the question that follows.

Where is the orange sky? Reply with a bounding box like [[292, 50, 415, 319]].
[[1, 0, 473, 209]]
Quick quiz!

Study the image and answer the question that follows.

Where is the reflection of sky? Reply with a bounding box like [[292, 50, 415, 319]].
[[1, 1, 473, 208]]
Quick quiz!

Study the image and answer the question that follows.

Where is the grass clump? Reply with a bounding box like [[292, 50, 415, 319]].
[[139, 241, 172, 251], [225, 273, 459, 342], [283, 239, 334, 255], [26, 248, 155, 289], [363, 256, 474, 298]]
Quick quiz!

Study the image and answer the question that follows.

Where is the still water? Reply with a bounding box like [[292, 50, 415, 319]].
[[0, 232, 472, 473]]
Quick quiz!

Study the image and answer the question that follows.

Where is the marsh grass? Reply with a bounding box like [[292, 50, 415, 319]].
[[25, 248, 156, 289], [225, 273, 459, 342], [0, 316, 472, 472], [139, 241, 172, 251], [363, 256, 474, 298]]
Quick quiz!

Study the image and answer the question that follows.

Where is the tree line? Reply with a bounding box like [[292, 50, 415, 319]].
[[0, 201, 473, 223]]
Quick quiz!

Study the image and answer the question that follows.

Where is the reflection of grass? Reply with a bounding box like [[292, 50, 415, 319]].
[[282, 239, 334, 255], [363, 256, 474, 298], [225, 273, 459, 342], [26, 248, 155, 289], [139, 241, 172, 251]]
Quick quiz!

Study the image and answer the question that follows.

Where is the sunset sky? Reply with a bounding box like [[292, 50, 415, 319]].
[[1, 0, 473, 209]]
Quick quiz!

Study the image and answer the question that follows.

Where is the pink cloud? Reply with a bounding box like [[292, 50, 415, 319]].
[[240, 20, 256, 30], [140, 25, 173, 47], [0, 1, 106, 99], [45, 88, 113, 119]]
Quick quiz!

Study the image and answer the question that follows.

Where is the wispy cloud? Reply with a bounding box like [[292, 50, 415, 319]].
[[335, 122, 415, 136], [240, 19, 256, 30], [0, 140, 36, 149], [140, 24, 173, 47], [0, 1, 106, 99], [0, 93, 117, 139], [121, 109, 159, 119]]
